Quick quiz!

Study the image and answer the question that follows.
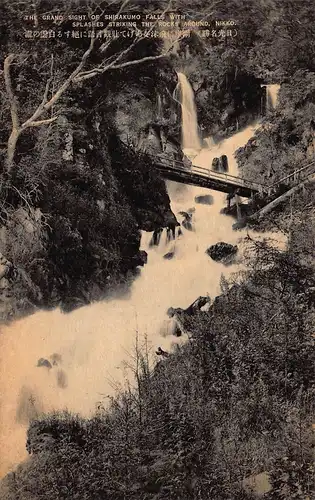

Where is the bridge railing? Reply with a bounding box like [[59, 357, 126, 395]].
[[156, 155, 268, 193], [267, 160, 315, 192], [124, 140, 315, 196], [191, 165, 267, 192], [157, 154, 315, 195]]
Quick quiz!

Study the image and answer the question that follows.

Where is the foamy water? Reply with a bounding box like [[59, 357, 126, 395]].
[[0, 122, 285, 477]]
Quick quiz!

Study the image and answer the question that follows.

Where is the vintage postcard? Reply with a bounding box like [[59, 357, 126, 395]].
[[0, 0, 314, 498]]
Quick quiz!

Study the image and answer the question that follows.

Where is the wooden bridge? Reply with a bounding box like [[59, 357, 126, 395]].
[[155, 155, 267, 198], [154, 154, 315, 204]]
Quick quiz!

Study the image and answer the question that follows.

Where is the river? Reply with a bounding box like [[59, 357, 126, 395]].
[[0, 75, 283, 477]]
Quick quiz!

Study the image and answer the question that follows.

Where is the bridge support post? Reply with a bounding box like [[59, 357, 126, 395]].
[[227, 195, 231, 209], [235, 194, 242, 221]]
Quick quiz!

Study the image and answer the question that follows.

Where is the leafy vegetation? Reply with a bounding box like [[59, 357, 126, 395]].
[[1, 237, 314, 499], [0, 0, 315, 498], [175, 0, 315, 137], [0, 0, 177, 316]]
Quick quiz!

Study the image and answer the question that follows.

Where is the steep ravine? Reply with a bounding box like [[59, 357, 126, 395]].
[[0, 74, 284, 478]]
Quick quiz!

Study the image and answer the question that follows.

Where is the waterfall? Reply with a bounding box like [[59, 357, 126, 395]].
[[177, 72, 202, 153], [266, 84, 280, 112], [0, 122, 286, 478]]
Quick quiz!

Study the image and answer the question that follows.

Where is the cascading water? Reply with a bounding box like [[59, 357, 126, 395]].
[[176, 72, 202, 153], [0, 82, 285, 478], [266, 84, 280, 112]]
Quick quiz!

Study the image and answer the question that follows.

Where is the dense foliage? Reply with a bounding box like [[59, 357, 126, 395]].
[[0, 0, 177, 315], [236, 71, 315, 184], [1, 0, 315, 498], [174, 0, 315, 137], [1, 236, 314, 500]]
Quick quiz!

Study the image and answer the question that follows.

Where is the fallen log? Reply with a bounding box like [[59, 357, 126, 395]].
[[249, 173, 315, 222]]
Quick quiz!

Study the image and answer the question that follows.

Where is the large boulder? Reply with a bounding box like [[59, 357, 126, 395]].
[[132, 250, 147, 267], [183, 296, 210, 315], [164, 208, 180, 229], [220, 155, 228, 172], [212, 157, 220, 171], [167, 296, 210, 336], [149, 228, 163, 247], [211, 156, 229, 173], [37, 358, 52, 369], [163, 250, 175, 260], [137, 207, 178, 233], [178, 211, 194, 231], [195, 194, 213, 205], [206, 242, 238, 265]]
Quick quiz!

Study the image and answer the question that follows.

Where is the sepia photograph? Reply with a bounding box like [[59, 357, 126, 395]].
[[0, 0, 314, 498]]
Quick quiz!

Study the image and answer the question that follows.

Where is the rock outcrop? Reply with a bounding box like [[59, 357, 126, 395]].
[[178, 211, 194, 231], [167, 296, 211, 336], [163, 251, 175, 260], [206, 242, 238, 265], [195, 194, 213, 205], [212, 156, 229, 172]]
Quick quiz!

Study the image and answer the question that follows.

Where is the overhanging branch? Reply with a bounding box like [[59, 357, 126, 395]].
[[27, 116, 59, 127], [4, 54, 20, 130]]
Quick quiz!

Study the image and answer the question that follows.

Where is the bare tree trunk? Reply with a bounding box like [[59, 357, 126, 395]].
[[2, 1, 187, 175], [6, 128, 20, 172], [4, 54, 21, 173]]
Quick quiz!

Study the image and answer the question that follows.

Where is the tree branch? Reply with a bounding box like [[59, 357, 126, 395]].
[[27, 116, 59, 127], [3, 54, 20, 130], [74, 0, 173, 83], [110, 51, 174, 70], [21, 36, 96, 128]]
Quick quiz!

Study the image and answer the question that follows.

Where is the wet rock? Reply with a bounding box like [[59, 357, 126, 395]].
[[167, 307, 177, 318], [128, 250, 148, 268], [212, 157, 220, 171], [178, 211, 190, 219], [179, 211, 194, 231], [167, 297, 210, 318], [206, 242, 238, 264], [167, 296, 210, 337], [164, 209, 179, 229], [182, 220, 193, 231], [221, 202, 252, 218], [184, 296, 211, 315], [156, 347, 169, 357], [163, 251, 175, 260], [195, 194, 213, 205], [173, 323, 183, 337], [133, 250, 147, 267], [138, 208, 178, 234], [37, 358, 52, 369], [166, 226, 176, 242], [212, 156, 228, 173], [150, 228, 163, 247], [220, 155, 228, 172]]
